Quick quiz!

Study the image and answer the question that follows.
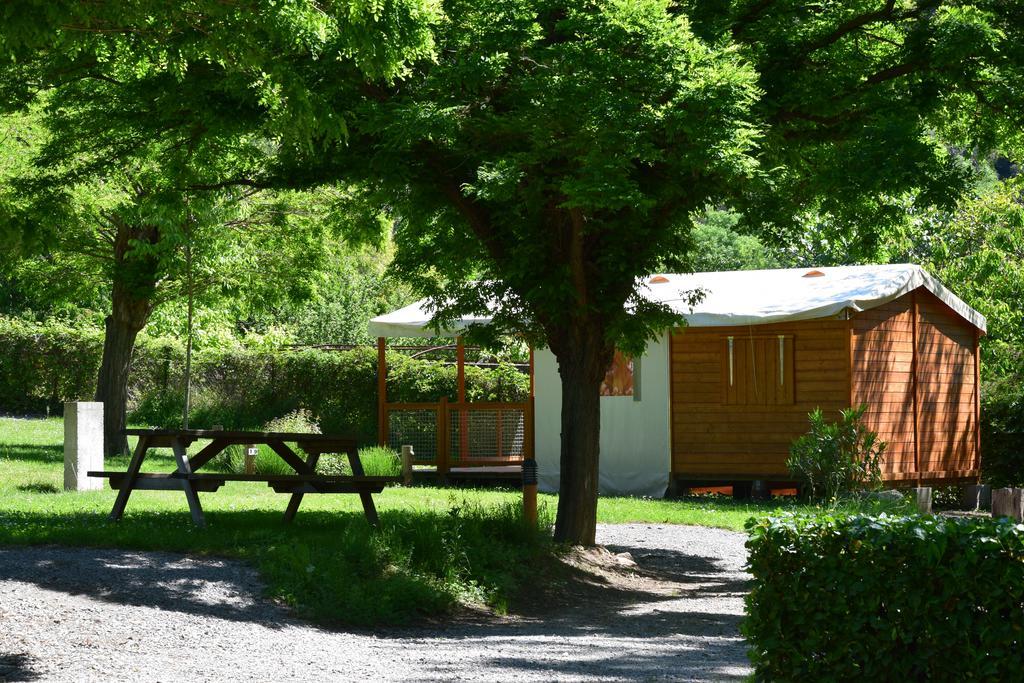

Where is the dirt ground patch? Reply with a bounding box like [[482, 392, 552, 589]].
[[0, 524, 751, 681]]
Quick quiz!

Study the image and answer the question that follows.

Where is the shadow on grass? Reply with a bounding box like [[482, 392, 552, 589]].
[[0, 442, 182, 471], [0, 543, 295, 629], [0, 653, 41, 682], [0, 443, 63, 464], [0, 507, 751, 680], [16, 483, 60, 494], [0, 504, 542, 629]]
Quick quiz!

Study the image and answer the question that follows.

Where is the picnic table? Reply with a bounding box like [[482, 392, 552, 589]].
[[89, 429, 398, 528]]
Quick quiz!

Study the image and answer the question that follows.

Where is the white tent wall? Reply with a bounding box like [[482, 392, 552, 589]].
[[534, 332, 672, 498]]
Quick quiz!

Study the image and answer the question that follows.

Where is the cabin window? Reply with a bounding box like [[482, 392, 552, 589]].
[[601, 350, 637, 398], [722, 335, 794, 405]]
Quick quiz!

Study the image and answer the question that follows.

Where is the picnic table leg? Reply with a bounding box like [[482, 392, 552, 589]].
[[347, 446, 381, 528], [283, 450, 321, 524], [171, 437, 206, 528], [109, 435, 150, 521]]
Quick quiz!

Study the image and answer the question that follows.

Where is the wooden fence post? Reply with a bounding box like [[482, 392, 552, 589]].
[[992, 488, 1024, 521], [377, 337, 387, 447], [913, 486, 932, 514], [401, 445, 414, 486], [244, 444, 257, 475], [522, 458, 538, 526], [438, 396, 450, 482], [456, 336, 468, 463]]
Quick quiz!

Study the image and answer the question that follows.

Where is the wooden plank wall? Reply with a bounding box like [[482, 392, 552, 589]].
[[670, 320, 850, 478], [916, 293, 978, 477], [850, 296, 917, 478], [851, 287, 980, 482]]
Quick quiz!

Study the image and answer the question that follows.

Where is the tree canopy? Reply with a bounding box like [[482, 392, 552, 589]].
[[2, 0, 1023, 542]]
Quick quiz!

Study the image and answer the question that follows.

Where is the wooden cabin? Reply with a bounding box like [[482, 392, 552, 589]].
[[670, 287, 982, 487], [371, 264, 986, 497]]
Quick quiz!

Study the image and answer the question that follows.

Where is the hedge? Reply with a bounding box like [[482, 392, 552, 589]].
[[0, 320, 529, 445], [744, 513, 1024, 680]]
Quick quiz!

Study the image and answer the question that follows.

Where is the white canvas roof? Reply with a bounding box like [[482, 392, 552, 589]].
[[368, 264, 986, 337]]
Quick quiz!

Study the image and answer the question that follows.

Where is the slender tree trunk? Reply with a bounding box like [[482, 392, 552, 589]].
[[182, 239, 194, 429], [552, 323, 612, 545], [94, 290, 150, 457], [94, 223, 158, 457]]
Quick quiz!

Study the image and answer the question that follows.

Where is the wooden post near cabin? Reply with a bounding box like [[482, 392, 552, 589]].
[[527, 346, 536, 459], [438, 396, 450, 480], [244, 444, 257, 475], [522, 458, 538, 526], [456, 336, 468, 463], [377, 337, 387, 447], [992, 488, 1024, 521], [913, 487, 932, 514], [973, 329, 982, 475], [910, 290, 921, 487], [401, 445, 414, 486]]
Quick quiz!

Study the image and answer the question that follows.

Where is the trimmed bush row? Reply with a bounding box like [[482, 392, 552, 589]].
[[743, 513, 1024, 680], [0, 319, 528, 444]]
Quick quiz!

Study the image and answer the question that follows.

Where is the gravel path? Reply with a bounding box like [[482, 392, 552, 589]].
[[0, 525, 750, 682]]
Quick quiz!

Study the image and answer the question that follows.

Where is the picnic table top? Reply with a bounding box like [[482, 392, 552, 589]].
[[90, 470, 399, 484], [123, 428, 357, 443]]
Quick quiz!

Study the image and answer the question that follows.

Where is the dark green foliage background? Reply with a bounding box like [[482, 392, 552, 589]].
[[979, 370, 1024, 487], [743, 513, 1024, 680], [0, 320, 528, 443]]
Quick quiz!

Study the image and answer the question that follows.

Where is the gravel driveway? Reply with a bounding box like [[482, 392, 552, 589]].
[[0, 525, 750, 682]]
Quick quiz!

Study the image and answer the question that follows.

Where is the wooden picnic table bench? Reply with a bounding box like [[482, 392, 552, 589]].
[[88, 429, 399, 528]]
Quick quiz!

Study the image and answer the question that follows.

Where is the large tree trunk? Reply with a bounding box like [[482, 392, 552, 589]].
[[95, 307, 146, 457], [94, 223, 158, 457], [552, 324, 612, 545]]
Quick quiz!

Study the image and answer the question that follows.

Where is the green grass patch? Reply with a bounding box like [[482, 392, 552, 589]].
[[0, 416, 909, 623], [0, 416, 552, 624]]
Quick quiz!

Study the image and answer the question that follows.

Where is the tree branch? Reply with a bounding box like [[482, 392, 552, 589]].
[[800, 0, 897, 55], [187, 177, 268, 192], [731, 0, 779, 38]]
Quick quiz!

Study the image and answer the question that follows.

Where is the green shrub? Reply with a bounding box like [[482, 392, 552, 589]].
[[316, 446, 402, 478], [0, 321, 529, 445], [218, 409, 322, 475], [0, 318, 102, 414], [258, 499, 553, 624], [786, 405, 885, 502], [357, 446, 402, 478], [981, 372, 1024, 487], [744, 513, 1024, 680], [263, 409, 321, 435]]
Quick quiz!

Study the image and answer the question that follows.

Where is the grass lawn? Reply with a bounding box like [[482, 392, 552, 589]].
[[0, 416, 894, 624]]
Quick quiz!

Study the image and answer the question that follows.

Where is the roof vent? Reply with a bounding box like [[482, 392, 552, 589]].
[[649, 275, 670, 284], [803, 270, 826, 278]]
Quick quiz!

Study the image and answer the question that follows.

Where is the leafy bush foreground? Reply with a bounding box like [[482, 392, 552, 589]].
[[786, 405, 885, 502], [744, 513, 1024, 680]]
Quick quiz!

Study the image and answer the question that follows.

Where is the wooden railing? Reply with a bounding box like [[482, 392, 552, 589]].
[[382, 398, 533, 475]]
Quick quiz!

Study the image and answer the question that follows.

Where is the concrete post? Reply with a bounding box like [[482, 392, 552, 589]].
[[64, 402, 104, 491], [992, 488, 1024, 521], [913, 487, 932, 514], [961, 484, 992, 511]]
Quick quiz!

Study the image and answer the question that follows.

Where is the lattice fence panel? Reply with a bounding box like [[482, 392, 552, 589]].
[[500, 409, 526, 457], [449, 408, 526, 461], [386, 409, 437, 461]]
